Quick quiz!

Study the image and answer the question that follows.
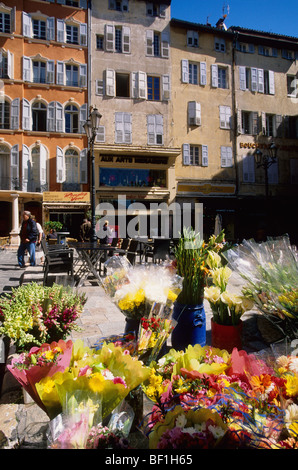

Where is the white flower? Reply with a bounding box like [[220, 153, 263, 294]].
[[175, 413, 187, 429], [289, 358, 298, 374], [285, 403, 298, 423], [101, 368, 114, 381], [182, 427, 197, 435], [208, 424, 225, 439]]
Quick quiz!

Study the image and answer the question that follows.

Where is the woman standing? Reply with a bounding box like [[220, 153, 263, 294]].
[[17, 211, 38, 268]]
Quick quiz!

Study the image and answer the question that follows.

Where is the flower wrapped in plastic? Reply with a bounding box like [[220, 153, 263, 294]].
[[148, 405, 227, 449], [223, 235, 298, 339], [35, 340, 151, 420], [7, 339, 73, 413]]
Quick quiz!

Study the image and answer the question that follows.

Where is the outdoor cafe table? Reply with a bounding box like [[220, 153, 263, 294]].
[[69, 242, 125, 286]]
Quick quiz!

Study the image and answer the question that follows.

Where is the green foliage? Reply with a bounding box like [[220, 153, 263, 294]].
[[44, 221, 63, 233]]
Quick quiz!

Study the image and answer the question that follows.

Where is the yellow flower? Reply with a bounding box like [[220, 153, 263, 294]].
[[204, 286, 221, 304], [167, 290, 178, 302], [285, 375, 298, 397], [211, 266, 232, 290], [206, 251, 222, 269]]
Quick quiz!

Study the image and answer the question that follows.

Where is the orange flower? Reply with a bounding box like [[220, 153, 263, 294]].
[[250, 374, 273, 394]]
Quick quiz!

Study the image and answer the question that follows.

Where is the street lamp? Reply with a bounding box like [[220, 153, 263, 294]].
[[254, 142, 278, 199], [83, 106, 102, 243]]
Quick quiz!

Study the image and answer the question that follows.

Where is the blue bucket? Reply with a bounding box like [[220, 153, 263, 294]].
[[171, 302, 206, 350]]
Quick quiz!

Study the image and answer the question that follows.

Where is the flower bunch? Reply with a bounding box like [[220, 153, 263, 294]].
[[223, 235, 298, 339], [0, 283, 86, 351], [86, 424, 130, 449], [137, 314, 176, 365], [174, 227, 225, 305], [205, 250, 254, 325]]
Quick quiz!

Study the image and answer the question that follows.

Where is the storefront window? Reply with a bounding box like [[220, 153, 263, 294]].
[[100, 168, 166, 188]]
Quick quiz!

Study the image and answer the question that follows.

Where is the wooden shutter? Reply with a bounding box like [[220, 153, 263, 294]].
[[56, 146, 64, 183], [96, 126, 105, 143], [57, 19, 65, 43], [147, 114, 155, 144], [10, 98, 19, 130], [80, 23, 87, 46], [161, 31, 169, 58], [200, 61, 206, 85], [47, 17, 55, 41], [243, 155, 255, 183], [122, 26, 130, 53], [22, 144, 30, 191], [258, 69, 264, 93], [47, 101, 56, 132], [79, 104, 88, 133], [10, 144, 19, 185], [239, 66, 246, 90], [162, 74, 170, 101], [115, 112, 124, 143], [56, 102, 64, 132], [105, 69, 115, 96], [269, 70, 275, 95], [56, 61, 65, 85], [105, 24, 114, 52], [219, 106, 231, 129], [252, 112, 259, 135], [181, 59, 189, 83], [79, 64, 87, 87], [251, 68, 258, 92], [80, 148, 88, 184], [22, 98, 31, 130], [261, 111, 266, 135], [237, 109, 242, 134], [182, 143, 190, 165], [22, 12, 32, 37], [201, 145, 208, 167], [211, 64, 218, 87], [46, 60, 55, 83], [96, 79, 104, 95], [146, 30, 154, 56], [188, 101, 201, 126], [275, 114, 283, 137], [22, 56, 31, 82], [40, 144, 47, 187], [138, 71, 147, 99], [7, 50, 13, 79]]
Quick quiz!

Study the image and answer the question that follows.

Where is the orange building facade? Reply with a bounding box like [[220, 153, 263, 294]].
[[0, 0, 89, 244]]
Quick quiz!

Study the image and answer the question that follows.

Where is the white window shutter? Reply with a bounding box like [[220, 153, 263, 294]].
[[47, 17, 55, 41], [56, 102, 64, 132], [105, 24, 115, 52], [239, 66, 246, 90], [269, 70, 275, 95], [57, 19, 65, 43], [56, 61, 65, 85], [10, 144, 19, 186], [22, 98, 31, 130], [10, 98, 19, 130], [79, 64, 87, 87], [219, 106, 231, 129], [181, 59, 189, 83], [221, 146, 227, 167], [146, 30, 154, 56], [188, 101, 201, 126], [22, 144, 30, 191], [162, 74, 170, 100], [79, 103, 88, 133], [211, 64, 218, 87], [252, 112, 259, 135], [275, 114, 283, 137], [251, 68, 258, 92], [105, 69, 115, 96], [155, 114, 163, 144], [96, 79, 104, 95], [96, 126, 105, 143], [243, 155, 255, 183], [40, 144, 47, 187], [161, 31, 169, 58], [22, 56, 32, 82], [47, 101, 56, 132], [182, 143, 190, 165], [122, 26, 130, 53], [7, 50, 13, 79], [80, 148, 88, 184], [22, 12, 32, 38], [11, 6, 16, 33], [201, 145, 208, 167], [237, 109, 242, 134], [46, 60, 55, 83], [258, 69, 264, 93], [138, 71, 147, 99], [131, 72, 138, 98], [227, 147, 233, 167], [200, 61, 206, 85], [80, 23, 87, 46], [147, 114, 155, 144], [261, 111, 266, 135], [56, 146, 64, 183], [123, 113, 132, 143], [115, 112, 124, 143]]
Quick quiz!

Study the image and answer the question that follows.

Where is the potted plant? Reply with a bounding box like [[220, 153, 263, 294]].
[[171, 227, 225, 350], [44, 221, 63, 234], [204, 251, 254, 352]]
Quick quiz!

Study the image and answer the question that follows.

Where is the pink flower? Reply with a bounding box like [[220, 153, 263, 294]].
[[113, 377, 127, 387], [78, 365, 92, 377]]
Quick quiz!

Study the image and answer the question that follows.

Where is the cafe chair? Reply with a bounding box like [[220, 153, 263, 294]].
[[120, 238, 131, 251], [43, 242, 74, 286], [125, 239, 139, 265], [145, 238, 171, 264]]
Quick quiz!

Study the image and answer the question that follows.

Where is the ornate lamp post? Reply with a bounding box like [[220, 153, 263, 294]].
[[254, 142, 278, 199], [83, 106, 102, 243]]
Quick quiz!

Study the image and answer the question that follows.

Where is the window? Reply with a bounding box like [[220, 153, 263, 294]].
[[33, 19, 46, 40], [0, 101, 10, 129], [147, 114, 163, 145], [189, 63, 198, 84], [239, 110, 259, 135], [187, 30, 199, 47], [182, 144, 208, 166], [0, 144, 10, 189], [0, 12, 11, 33], [236, 42, 255, 53], [104, 25, 130, 53], [32, 101, 47, 132], [66, 64, 78, 87], [181, 60, 206, 85], [188, 102, 201, 126], [33, 61, 46, 83], [66, 24, 78, 44], [116, 73, 130, 97], [219, 106, 231, 129], [287, 75, 297, 97], [147, 76, 160, 101], [220, 146, 233, 167], [109, 0, 129, 12], [211, 64, 228, 89], [261, 112, 282, 138], [65, 104, 79, 133], [242, 155, 255, 183], [146, 30, 169, 58], [146, 3, 166, 18], [64, 148, 79, 189], [0, 50, 13, 79], [100, 168, 166, 188], [215, 37, 225, 52], [56, 19, 87, 46], [96, 34, 104, 50], [239, 66, 275, 94], [218, 67, 227, 89]]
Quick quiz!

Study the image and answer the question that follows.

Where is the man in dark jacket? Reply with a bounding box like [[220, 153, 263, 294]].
[[17, 211, 38, 268]]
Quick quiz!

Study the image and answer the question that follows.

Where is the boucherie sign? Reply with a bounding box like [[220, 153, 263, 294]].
[[43, 192, 90, 202]]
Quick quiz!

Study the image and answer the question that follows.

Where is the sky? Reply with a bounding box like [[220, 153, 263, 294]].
[[170, 0, 298, 38]]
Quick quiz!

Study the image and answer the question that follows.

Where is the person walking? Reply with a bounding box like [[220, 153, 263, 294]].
[[80, 218, 92, 242], [17, 211, 38, 268], [32, 216, 45, 265]]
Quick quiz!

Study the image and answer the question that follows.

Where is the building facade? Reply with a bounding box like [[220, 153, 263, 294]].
[[0, 0, 89, 244]]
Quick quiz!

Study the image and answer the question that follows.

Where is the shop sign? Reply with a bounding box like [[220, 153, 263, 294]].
[[43, 192, 90, 203], [177, 183, 236, 195], [100, 156, 168, 165]]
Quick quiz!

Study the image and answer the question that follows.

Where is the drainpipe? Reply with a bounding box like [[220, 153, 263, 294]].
[[231, 32, 239, 197]]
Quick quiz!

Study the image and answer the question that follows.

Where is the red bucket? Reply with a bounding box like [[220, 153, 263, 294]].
[[211, 319, 243, 353]]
